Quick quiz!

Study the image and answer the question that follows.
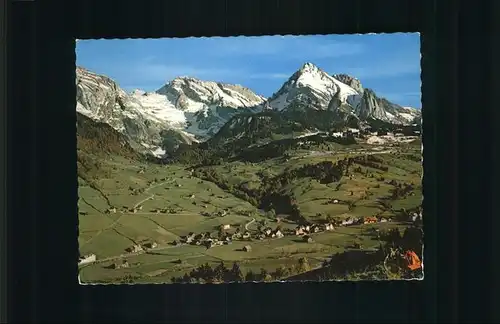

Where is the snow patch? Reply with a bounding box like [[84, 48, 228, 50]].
[[150, 147, 166, 157]]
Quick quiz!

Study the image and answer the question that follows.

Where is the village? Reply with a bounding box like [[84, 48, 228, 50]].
[[79, 201, 423, 268], [77, 130, 423, 282]]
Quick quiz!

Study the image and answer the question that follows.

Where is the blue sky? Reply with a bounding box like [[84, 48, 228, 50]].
[[76, 33, 421, 108]]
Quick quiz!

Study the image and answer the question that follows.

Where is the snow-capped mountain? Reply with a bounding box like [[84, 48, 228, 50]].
[[267, 63, 420, 125], [76, 67, 265, 156], [76, 67, 161, 151], [76, 62, 420, 157], [268, 63, 362, 112], [150, 77, 265, 138], [157, 77, 265, 111]]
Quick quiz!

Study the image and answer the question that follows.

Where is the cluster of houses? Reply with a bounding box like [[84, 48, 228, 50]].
[[200, 208, 231, 218], [108, 204, 185, 215], [172, 223, 288, 249], [174, 231, 229, 249], [336, 216, 392, 227], [293, 215, 395, 237], [125, 241, 158, 253], [294, 223, 335, 236], [168, 213, 406, 251], [108, 260, 130, 270], [410, 211, 423, 223], [105, 205, 145, 214]]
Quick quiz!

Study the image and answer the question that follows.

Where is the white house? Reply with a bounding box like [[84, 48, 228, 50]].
[[325, 223, 335, 231], [348, 128, 360, 134], [295, 227, 305, 236], [78, 254, 96, 265], [131, 245, 143, 253]]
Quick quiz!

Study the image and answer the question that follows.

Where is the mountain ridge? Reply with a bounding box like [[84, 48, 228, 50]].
[[75, 62, 420, 158]]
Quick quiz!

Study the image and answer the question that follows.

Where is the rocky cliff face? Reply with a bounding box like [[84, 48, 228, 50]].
[[332, 74, 364, 94], [76, 67, 267, 156], [76, 67, 164, 152], [355, 88, 421, 124]]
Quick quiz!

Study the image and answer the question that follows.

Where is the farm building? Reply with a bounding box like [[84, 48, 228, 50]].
[[78, 254, 96, 265], [119, 260, 130, 269], [324, 223, 335, 231], [144, 242, 158, 249], [220, 224, 231, 230], [128, 244, 143, 253], [303, 235, 314, 243], [364, 217, 378, 224], [274, 230, 284, 238], [243, 245, 252, 252], [341, 218, 355, 226]]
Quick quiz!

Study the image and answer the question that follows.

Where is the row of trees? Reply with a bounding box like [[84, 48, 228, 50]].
[[171, 257, 313, 284]]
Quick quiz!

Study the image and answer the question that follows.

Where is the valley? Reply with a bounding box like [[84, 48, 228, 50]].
[[76, 61, 423, 284], [78, 132, 422, 284]]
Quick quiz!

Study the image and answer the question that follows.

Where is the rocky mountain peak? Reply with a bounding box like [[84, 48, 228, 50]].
[[156, 76, 265, 111], [268, 63, 362, 112], [76, 63, 421, 158], [332, 74, 364, 94], [298, 62, 320, 73]]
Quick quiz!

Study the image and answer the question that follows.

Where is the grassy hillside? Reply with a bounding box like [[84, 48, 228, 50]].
[[77, 127, 422, 284], [77, 112, 139, 158], [75, 100, 423, 284], [206, 109, 361, 151]]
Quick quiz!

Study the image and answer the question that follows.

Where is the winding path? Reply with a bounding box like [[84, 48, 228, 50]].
[[245, 218, 256, 231], [134, 195, 155, 208]]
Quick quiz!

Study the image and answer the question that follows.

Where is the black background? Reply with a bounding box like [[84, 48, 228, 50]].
[[4, 0, 499, 322]]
